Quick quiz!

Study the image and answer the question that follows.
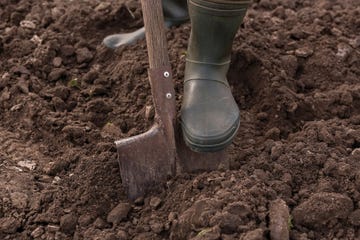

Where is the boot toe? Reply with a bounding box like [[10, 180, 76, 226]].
[[181, 81, 240, 152]]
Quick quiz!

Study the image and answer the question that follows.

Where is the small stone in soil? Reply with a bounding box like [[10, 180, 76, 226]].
[[93, 217, 108, 229], [53, 57, 63, 67], [107, 202, 131, 225], [60, 213, 78, 234], [295, 47, 314, 58], [47, 225, 60, 233], [336, 43, 352, 60], [48, 68, 67, 82], [149, 197, 162, 209], [76, 47, 93, 64], [20, 20, 36, 29], [61, 45, 75, 57], [31, 226, 45, 238], [78, 214, 93, 227]]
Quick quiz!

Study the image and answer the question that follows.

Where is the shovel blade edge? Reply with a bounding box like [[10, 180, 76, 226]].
[[115, 125, 175, 200]]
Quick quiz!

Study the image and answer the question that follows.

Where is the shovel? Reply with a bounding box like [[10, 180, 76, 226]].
[[115, 0, 228, 200], [115, 0, 176, 200]]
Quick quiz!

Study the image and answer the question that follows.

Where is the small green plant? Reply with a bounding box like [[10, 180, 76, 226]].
[[288, 215, 294, 229], [68, 78, 79, 88]]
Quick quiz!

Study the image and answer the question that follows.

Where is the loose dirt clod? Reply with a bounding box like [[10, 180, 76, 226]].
[[107, 203, 132, 225], [269, 199, 290, 240], [149, 197, 162, 209], [292, 192, 354, 227], [60, 213, 78, 235]]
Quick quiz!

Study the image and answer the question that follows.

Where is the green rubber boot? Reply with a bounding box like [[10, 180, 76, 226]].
[[181, 0, 249, 152], [163, 0, 189, 25]]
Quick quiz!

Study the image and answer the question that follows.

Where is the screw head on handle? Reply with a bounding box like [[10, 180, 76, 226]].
[[166, 93, 172, 99], [164, 71, 170, 78]]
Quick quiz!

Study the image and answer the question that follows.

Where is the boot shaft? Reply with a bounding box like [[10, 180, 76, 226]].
[[162, 0, 189, 25], [187, 0, 249, 63]]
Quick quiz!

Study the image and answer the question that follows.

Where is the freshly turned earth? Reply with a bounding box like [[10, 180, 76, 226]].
[[0, 0, 360, 239]]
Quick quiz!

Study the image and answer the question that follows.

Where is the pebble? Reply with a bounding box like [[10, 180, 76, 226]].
[[52, 96, 67, 112], [30, 35, 42, 45], [17, 160, 36, 170], [336, 43, 352, 60], [292, 192, 353, 227], [107, 202, 131, 225], [61, 45, 75, 57], [93, 217, 108, 229], [134, 196, 144, 206], [149, 197, 162, 209], [269, 199, 290, 240], [48, 68, 67, 82], [295, 47, 314, 58], [20, 20, 36, 29], [53, 57, 63, 67], [168, 212, 177, 222], [10, 103, 22, 112], [95, 2, 111, 11], [78, 214, 93, 227], [76, 47, 93, 64], [31, 226, 45, 238], [101, 122, 123, 139], [47, 224, 60, 233], [60, 213, 78, 234]]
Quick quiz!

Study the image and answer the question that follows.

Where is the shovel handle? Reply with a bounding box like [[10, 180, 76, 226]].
[[141, 0, 170, 69]]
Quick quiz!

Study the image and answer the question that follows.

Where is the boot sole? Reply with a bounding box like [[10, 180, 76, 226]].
[[182, 120, 240, 153]]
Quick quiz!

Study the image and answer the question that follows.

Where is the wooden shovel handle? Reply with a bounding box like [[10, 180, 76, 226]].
[[140, 0, 170, 69]]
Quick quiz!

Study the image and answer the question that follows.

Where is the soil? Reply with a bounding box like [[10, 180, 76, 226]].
[[0, 0, 360, 239]]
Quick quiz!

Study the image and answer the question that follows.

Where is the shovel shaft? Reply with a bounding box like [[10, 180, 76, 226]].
[[141, 0, 176, 133], [141, 0, 170, 69]]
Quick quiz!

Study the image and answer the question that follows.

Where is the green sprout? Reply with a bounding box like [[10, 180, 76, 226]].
[[68, 78, 79, 88], [288, 215, 294, 229]]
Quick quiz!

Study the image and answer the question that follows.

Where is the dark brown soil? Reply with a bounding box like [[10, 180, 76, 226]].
[[1, 0, 360, 239]]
